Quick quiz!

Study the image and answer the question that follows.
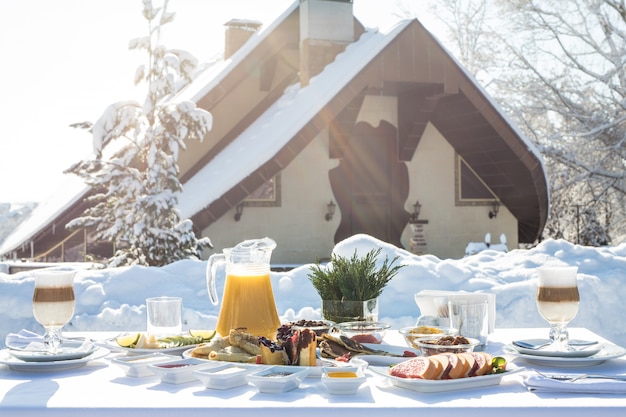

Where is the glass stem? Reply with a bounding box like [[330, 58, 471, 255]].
[[43, 326, 63, 354], [550, 323, 570, 350]]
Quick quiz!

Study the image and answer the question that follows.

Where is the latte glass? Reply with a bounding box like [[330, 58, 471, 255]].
[[32, 270, 76, 354], [536, 266, 579, 351]]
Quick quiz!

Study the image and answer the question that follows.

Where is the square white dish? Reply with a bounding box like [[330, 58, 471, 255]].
[[148, 357, 220, 384], [111, 353, 178, 377], [193, 363, 253, 390], [321, 366, 367, 394], [247, 365, 309, 393]]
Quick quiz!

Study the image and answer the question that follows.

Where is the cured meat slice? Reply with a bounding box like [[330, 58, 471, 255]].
[[389, 357, 439, 380]]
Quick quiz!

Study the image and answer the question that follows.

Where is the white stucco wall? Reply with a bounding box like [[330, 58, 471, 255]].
[[201, 130, 339, 265], [401, 123, 518, 259]]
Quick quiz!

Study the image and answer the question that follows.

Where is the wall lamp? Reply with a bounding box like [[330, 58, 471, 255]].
[[409, 200, 422, 223], [325, 200, 336, 221], [234, 203, 244, 221], [489, 201, 500, 219]]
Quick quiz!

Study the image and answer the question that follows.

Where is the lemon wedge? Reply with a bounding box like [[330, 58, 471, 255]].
[[116, 333, 141, 348], [188, 329, 216, 341]]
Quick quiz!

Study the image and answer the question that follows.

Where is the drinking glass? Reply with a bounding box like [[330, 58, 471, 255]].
[[536, 266, 579, 351], [32, 270, 76, 354]]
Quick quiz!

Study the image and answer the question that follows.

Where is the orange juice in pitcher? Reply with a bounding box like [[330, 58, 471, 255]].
[[206, 238, 281, 340]]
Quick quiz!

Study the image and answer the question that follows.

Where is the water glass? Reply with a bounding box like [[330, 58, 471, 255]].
[[448, 298, 489, 349], [146, 296, 182, 336]]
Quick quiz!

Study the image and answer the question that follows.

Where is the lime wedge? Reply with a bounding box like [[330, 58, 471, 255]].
[[189, 329, 216, 341], [116, 333, 141, 348]]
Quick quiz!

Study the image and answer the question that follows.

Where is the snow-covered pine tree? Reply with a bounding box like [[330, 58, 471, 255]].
[[66, 0, 212, 267]]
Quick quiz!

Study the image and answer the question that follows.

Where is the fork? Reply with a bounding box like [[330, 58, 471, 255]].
[[534, 369, 626, 382]]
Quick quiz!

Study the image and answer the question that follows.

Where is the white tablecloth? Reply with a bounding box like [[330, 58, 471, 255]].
[[1, 328, 625, 416]]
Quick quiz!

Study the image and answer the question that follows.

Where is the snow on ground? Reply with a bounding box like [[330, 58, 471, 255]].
[[1, 235, 624, 348]]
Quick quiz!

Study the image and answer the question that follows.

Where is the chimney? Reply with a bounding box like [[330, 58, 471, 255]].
[[224, 19, 263, 59], [299, 0, 354, 86]]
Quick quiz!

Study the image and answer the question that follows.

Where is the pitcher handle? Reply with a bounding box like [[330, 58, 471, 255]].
[[206, 253, 225, 306]]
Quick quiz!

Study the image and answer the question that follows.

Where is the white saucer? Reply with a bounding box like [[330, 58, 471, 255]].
[[503, 343, 626, 367], [9, 341, 98, 362], [511, 339, 602, 358], [0, 346, 109, 372]]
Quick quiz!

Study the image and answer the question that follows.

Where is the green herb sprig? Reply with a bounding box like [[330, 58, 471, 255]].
[[307, 247, 404, 301]]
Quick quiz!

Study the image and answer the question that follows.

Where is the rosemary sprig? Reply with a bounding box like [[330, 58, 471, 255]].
[[307, 247, 404, 301]]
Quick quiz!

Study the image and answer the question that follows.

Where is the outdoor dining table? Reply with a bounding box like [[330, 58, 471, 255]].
[[1, 327, 625, 416]]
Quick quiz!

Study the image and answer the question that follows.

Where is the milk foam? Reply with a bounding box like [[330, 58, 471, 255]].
[[537, 266, 578, 287]]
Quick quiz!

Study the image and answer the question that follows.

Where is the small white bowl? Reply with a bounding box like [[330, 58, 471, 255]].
[[148, 358, 219, 384], [247, 365, 309, 393], [321, 366, 367, 395], [193, 364, 253, 390], [111, 353, 178, 378]]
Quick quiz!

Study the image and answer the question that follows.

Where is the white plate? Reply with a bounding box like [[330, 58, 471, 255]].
[[357, 343, 421, 366], [0, 347, 109, 372], [511, 339, 602, 357], [503, 343, 626, 367], [102, 335, 200, 356], [370, 365, 523, 393], [8, 341, 98, 362]]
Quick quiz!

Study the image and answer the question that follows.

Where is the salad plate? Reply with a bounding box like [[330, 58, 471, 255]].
[[0, 346, 109, 372], [503, 343, 626, 367], [369, 365, 523, 393]]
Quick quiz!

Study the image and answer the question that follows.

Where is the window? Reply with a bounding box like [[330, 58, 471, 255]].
[[455, 155, 497, 206], [243, 174, 281, 207]]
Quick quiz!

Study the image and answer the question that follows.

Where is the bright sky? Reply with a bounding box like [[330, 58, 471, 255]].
[[0, 0, 434, 203]]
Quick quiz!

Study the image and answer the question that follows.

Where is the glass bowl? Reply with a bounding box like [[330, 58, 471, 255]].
[[411, 335, 480, 356], [336, 321, 391, 344], [399, 326, 458, 349], [286, 319, 337, 338]]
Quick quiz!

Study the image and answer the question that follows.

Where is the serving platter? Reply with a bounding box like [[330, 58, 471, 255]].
[[181, 343, 418, 377], [503, 343, 626, 367], [102, 335, 201, 356], [369, 365, 523, 393], [0, 346, 109, 372]]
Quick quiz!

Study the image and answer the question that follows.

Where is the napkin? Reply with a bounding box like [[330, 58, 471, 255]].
[[524, 374, 626, 394], [5, 329, 91, 352]]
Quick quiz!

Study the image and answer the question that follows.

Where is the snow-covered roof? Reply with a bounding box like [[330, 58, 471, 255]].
[[177, 21, 409, 217], [0, 175, 89, 256]]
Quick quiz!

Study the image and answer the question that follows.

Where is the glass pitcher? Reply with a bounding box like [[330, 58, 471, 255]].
[[206, 237, 281, 340]]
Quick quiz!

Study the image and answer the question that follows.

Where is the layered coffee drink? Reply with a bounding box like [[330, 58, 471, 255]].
[[536, 266, 579, 323], [536, 286, 579, 323], [32, 272, 75, 328]]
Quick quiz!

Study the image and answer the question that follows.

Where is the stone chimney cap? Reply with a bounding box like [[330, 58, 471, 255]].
[[224, 19, 263, 31]]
